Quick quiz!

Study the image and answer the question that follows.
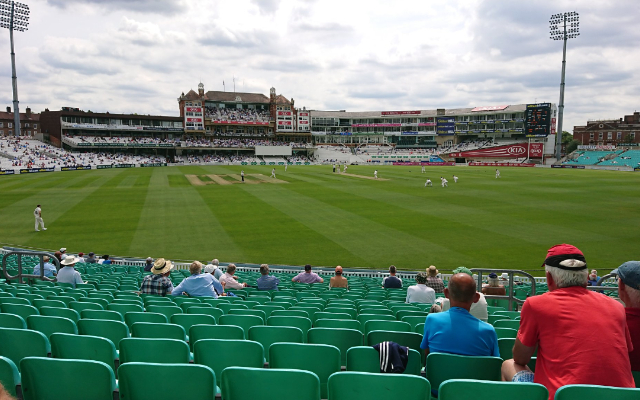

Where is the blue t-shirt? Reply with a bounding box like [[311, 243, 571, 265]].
[[171, 273, 223, 298], [256, 275, 279, 291], [420, 307, 500, 357]]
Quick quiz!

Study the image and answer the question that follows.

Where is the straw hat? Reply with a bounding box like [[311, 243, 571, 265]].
[[427, 265, 439, 277], [152, 258, 173, 275], [60, 256, 80, 266]]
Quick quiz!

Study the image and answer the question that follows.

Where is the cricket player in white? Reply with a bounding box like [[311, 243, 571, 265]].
[[453, 175, 458, 183], [241, 170, 245, 182], [271, 168, 276, 178], [374, 170, 378, 179], [421, 165, 426, 173], [284, 163, 288, 172], [34, 204, 46, 231], [343, 164, 347, 173], [441, 177, 448, 187], [496, 169, 500, 178], [425, 179, 432, 187]]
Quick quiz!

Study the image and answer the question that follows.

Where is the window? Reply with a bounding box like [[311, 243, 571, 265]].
[[598, 133, 603, 139], [0, 122, 3, 127], [589, 133, 594, 139], [33, 124, 37, 129], [8, 123, 12, 128], [8, 130, 12, 135], [631, 132, 636, 140], [607, 132, 612, 140], [617, 132, 622, 140]]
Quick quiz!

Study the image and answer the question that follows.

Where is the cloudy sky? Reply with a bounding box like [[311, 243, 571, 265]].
[[0, 0, 638, 132]]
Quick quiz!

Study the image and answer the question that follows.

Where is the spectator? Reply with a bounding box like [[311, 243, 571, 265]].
[[292, 264, 324, 284], [420, 272, 499, 357], [436, 267, 488, 322], [101, 255, 112, 265], [382, 265, 403, 288], [257, 264, 279, 291], [613, 261, 640, 371], [33, 255, 57, 278], [501, 244, 634, 399], [205, 259, 223, 280], [59, 248, 67, 260], [144, 257, 153, 272], [219, 263, 247, 289], [139, 258, 174, 296], [85, 252, 97, 264], [172, 261, 223, 298], [56, 256, 84, 288], [77, 252, 85, 263], [482, 273, 506, 296], [406, 272, 436, 304], [425, 265, 445, 293], [53, 250, 62, 262], [329, 266, 349, 289], [587, 269, 599, 286]]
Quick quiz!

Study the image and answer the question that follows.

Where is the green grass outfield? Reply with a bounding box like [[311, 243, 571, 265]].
[[1, 165, 638, 276]]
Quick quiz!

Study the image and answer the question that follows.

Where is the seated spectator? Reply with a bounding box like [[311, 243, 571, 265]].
[[425, 265, 444, 292], [382, 265, 403, 288], [587, 269, 599, 286], [59, 248, 67, 260], [219, 263, 247, 289], [420, 272, 499, 357], [406, 272, 436, 304], [613, 261, 640, 371], [139, 258, 174, 296], [77, 252, 85, 263], [329, 266, 348, 289], [257, 264, 279, 291], [482, 273, 506, 296], [144, 257, 153, 272], [292, 264, 324, 284], [85, 252, 98, 264], [56, 256, 84, 288], [101, 255, 112, 265], [501, 244, 634, 399], [204, 259, 223, 280], [436, 267, 488, 322], [172, 261, 223, 298], [33, 256, 57, 278]]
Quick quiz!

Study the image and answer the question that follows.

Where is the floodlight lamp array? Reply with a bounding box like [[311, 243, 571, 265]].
[[549, 11, 579, 40], [0, 1, 29, 31]]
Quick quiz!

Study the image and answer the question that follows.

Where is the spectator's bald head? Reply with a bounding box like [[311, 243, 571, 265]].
[[447, 273, 478, 303]]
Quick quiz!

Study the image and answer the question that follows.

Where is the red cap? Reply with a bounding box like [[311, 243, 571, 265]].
[[546, 244, 584, 259]]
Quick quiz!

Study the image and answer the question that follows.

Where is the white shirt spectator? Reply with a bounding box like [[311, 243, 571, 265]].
[[220, 272, 244, 290], [437, 292, 489, 322], [405, 284, 436, 304], [56, 266, 84, 288]]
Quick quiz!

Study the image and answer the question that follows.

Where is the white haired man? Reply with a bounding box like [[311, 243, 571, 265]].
[[501, 244, 635, 399], [205, 259, 223, 280], [613, 261, 640, 371]]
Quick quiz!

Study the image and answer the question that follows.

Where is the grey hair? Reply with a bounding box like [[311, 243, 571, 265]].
[[623, 285, 640, 307], [211, 259, 219, 266], [545, 265, 588, 288]]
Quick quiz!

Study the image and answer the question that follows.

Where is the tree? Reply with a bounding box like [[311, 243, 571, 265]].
[[566, 139, 581, 154], [561, 130, 573, 145]]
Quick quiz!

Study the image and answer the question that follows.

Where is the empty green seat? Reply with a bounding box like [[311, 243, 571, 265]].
[[118, 362, 216, 400], [0, 297, 31, 306], [0, 327, 50, 372], [438, 379, 548, 400], [307, 327, 363, 367], [327, 371, 430, 400], [145, 305, 183, 321], [27, 315, 77, 339], [248, 326, 303, 362], [123, 312, 167, 329], [32, 299, 67, 310], [229, 308, 267, 320], [171, 313, 216, 338], [131, 322, 186, 341], [0, 313, 26, 329], [364, 320, 411, 338], [187, 306, 224, 320], [81, 309, 124, 322], [426, 352, 503, 393], [267, 316, 312, 340], [493, 320, 520, 330], [555, 384, 640, 400], [0, 356, 20, 397], [357, 313, 395, 327], [346, 346, 422, 375], [219, 315, 263, 339], [119, 338, 190, 364], [50, 333, 118, 372], [1, 303, 39, 320], [189, 324, 244, 351], [107, 303, 144, 317], [495, 327, 518, 339], [314, 318, 361, 332], [77, 319, 129, 350], [271, 310, 309, 318], [221, 367, 320, 400]]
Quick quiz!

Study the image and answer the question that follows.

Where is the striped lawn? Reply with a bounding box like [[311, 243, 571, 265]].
[[0, 165, 638, 276]]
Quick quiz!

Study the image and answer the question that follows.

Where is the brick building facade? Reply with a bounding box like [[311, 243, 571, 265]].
[[573, 111, 640, 146], [0, 107, 40, 137]]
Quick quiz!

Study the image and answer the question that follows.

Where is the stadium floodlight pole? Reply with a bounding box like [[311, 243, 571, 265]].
[[550, 11, 579, 160], [0, 1, 30, 137]]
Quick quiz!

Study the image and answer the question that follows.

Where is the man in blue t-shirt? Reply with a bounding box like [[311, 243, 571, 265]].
[[420, 272, 499, 357]]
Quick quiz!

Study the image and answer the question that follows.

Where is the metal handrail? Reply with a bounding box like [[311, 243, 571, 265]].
[[2, 250, 60, 284], [470, 269, 537, 311]]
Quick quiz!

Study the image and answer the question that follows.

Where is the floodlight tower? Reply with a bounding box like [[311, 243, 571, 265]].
[[550, 11, 579, 160], [0, 1, 29, 137]]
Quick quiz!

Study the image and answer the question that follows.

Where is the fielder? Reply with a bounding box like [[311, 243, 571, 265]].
[[374, 170, 378, 179], [441, 177, 448, 187], [496, 169, 501, 178], [285, 164, 288, 172], [241, 170, 245, 182], [425, 179, 432, 187], [34, 204, 47, 231], [421, 165, 426, 173], [453, 175, 458, 183], [343, 164, 348, 173], [271, 168, 276, 178]]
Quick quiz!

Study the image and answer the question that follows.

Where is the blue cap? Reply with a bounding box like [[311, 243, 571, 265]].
[[612, 261, 640, 290]]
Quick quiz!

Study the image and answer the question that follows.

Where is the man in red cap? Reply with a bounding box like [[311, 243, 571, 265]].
[[501, 244, 635, 399]]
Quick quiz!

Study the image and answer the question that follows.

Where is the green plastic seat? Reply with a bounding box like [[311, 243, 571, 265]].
[[254, 305, 286, 318], [21, 357, 116, 400], [172, 297, 202, 307], [324, 307, 357, 319], [290, 306, 321, 320], [188, 324, 244, 350], [32, 299, 67, 310], [219, 315, 264, 339], [314, 318, 361, 332], [123, 312, 168, 329], [217, 303, 249, 314], [0, 328, 50, 372], [81, 309, 124, 322], [171, 313, 216, 340], [555, 384, 640, 400], [0, 356, 20, 397], [229, 308, 267, 321], [194, 339, 264, 392], [107, 303, 144, 317], [495, 327, 518, 339], [27, 315, 77, 339], [118, 362, 216, 400], [221, 367, 320, 400], [493, 319, 520, 330], [307, 327, 363, 367], [346, 346, 422, 375], [312, 312, 353, 323], [493, 311, 521, 320], [366, 330, 423, 360], [69, 301, 104, 312], [78, 297, 109, 308], [145, 305, 183, 321], [426, 352, 503, 393], [327, 371, 430, 400], [488, 314, 512, 325], [270, 343, 340, 398], [401, 315, 429, 329], [1, 303, 39, 320], [119, 338, 190, 364], [50, 333, 118, 372], [187, 306, 223, 320], [271, 309, 309, 318], [39, 306, 80, 323], [248, 326, 303, 362], [357, 313, 395, 327], [0, 297, 31, 306], [131, 322, 186, 341], [0, 313, 26, 329], [438, 379, 548, 400], [180, 302, 213, 312], [77, 319, 130, 350], [267, 316, 313, 340], [364, 320, 411, 338]]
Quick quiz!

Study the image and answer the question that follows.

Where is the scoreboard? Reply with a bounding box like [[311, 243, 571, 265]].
[[525, 103, 552, 137]]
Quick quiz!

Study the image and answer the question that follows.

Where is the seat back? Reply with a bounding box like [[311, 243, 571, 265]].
[[171, 314, 216, 335], [39, 306, 80, 323], [20, 357, 116, 400], [80, 310, 124, 322], [131, 322, 186, 341], [438, 379, 548, 400], [0, 356, 20, 397], [327, 371, 430, 400], [356, 313, 395, 327], [307, 327, 363, 366], [118, 362, 216, 400], [69, 301, 103, 312], [271, 310, 310, 318], [27, 315, 77, 339], [77, 319, 130, 350], [219, 315, 264, 339], [1, 304, 39, 320], [221, 367, 320, 400], [189, 325, 244, 351], [194, 339, 264, 391], [247, 326, 303, 362], [267, 316, 312, 340], [494, 327, 518, 339], [186, 306, 224, 320], [123, 312, 168, 329], [119, 338, 190, 364], [364, 320, 411, 338], [426, 353, 502, 390], [145, 305, 183, 321], [0, 328, 50, 372], [314, 318, 361, 332], [269, 343, 340, 399], [555, 384, 640, 400], [107, 303, 144, 317], [50, 333, 118, 372], [346, 346, 421, 375], [0, 313, 26, 329], [493, 319, 520, 330]]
